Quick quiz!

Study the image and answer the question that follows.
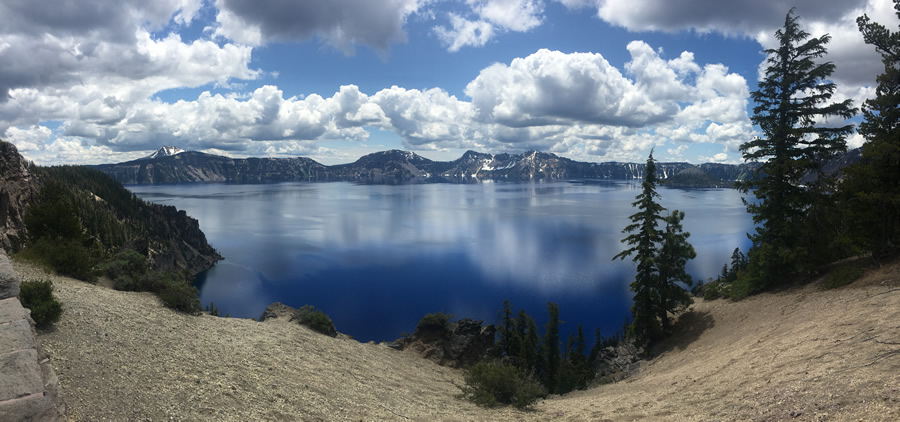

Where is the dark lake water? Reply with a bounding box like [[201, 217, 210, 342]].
[[129, 181, 753, 343]]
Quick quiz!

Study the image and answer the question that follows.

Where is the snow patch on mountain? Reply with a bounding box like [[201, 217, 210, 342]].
[[144, 146, 185, 160]]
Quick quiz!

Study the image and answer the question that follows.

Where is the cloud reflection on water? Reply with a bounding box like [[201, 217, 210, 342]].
[[133, 181, 753, 341]]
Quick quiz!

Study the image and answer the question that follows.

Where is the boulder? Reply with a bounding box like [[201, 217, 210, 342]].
[[592, 341, 644, 382], [259, 302, 296, 322], [0, 250, 18, 299], [391, 318, 498, 368]]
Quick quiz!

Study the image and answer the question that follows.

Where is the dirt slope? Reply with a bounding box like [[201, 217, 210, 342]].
[[16, 259, 900, 421]]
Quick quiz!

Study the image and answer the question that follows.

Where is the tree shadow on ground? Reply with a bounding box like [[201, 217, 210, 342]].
[[649, 310, 714, 357]]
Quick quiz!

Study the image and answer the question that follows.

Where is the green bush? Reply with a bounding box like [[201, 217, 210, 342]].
[[112, 271, 166, 293], [416, 312, 453, 332], [726, 277, 757, 301], [158, 279, 202, 315], [294, 305, 337, 337], [19, 238, 98, 282], [460, 359, 545, 409], [19, 279, 63, 329], [101, 249, 147, 281], [701, 279, 725, 300], [824, 265, 864, 289]]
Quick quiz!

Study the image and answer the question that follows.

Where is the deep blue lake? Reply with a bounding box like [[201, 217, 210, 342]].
[[128, 181, 753, 343]]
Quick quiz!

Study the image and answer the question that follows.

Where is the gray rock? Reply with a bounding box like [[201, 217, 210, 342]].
[[391, 318, 498, 368], [259, 302, 297, 322], [0, 250, 19, 299]]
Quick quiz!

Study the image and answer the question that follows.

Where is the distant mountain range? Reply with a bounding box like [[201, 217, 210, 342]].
[[93, 148, 769, 186]]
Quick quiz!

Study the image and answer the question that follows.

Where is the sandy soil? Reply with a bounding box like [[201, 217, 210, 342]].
[[16, 259, 900, 421]]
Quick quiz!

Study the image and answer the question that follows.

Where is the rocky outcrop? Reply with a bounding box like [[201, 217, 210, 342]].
[[0, 141, 38, 252], [390, 318, 499, 368], [142, 205, 221, 276], [258, 302, 296, 322], [0, 250, 66, 421], [592, 341, 644, 383]]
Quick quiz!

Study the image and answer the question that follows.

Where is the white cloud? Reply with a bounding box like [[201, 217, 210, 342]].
[[575, 0, 899, 98], [434, 0, 544, 51], [434, 14, 494, 51], [372, 86, 476, 147], [469, 0, 544, 32]]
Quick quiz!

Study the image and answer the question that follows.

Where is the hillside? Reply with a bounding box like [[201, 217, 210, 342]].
[[0, 140, 220, 276], [20, 258, 899, 421], [94, 148, 763, 185]]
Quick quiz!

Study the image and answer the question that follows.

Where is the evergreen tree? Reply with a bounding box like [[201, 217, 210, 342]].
[[841, 1, 900, 262], [613, 151, 666, 346], [738, 9, 855, 287], [498, 300, 520, 358], [519, 310, 540, 374], [575, 325, 586, 358], [543, 302, 561, 393], [656, 210, 696, 332]]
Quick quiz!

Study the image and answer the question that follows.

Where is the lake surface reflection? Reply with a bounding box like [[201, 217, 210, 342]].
[[129, 181, 753, 342]]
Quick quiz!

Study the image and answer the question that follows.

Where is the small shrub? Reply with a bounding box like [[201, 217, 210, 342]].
[[701, 280, 725, 300], [416, 312, 453, 332], [460, 359, 545, 409], [824, 265, 864, 289], [294, 305, 337, 337], [158, 279, 202, 315], [19, 279, 63, 329], [726, 277, 757, 301]]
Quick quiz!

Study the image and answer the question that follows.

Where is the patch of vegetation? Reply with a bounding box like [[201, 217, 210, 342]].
[[294, 305, 337, 336], [205, 301, 220, 316], [158, 279, 203, 315], [17, 165, 218, 316], [19, 279, 63, 329], [824, 265, 864, 289], [460, 359, 545, 409], [20, 180, 99, 282], [416, 312, 453, 332]]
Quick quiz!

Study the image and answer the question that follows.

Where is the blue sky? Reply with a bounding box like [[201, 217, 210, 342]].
[[0, 0, 895, 165]]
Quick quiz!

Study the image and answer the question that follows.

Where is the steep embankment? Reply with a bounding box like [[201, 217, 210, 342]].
[[20, 257, 899, 421]]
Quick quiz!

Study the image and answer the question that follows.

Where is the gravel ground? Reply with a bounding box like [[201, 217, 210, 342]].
[[15, 259, 900, 421]]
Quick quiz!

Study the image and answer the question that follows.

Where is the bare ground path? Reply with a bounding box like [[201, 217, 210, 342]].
[[14, 258, 900, 421]]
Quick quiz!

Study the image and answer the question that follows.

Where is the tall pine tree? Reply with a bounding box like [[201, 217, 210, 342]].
[[614, 152, 696, 346], [841, 1, 900, 262], [613, 151, 666, 346], [738, 9, 855, 287]]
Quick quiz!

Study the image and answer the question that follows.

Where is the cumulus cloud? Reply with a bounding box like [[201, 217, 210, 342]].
[[574, 0, 898, 90], [435, 0, 544, 51], [0, 0, 239, 102], [213, 0, 422, 54], [434, 13, 495, 51], [6, 35, 757, 166]]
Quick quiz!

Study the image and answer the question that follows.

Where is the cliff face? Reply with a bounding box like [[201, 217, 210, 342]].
[[95, 148, 763, 186], [0, 141, 220, 276], [143, 204, 221, 275], [94, 152, 329, 184], [0, 142, 37, 251]]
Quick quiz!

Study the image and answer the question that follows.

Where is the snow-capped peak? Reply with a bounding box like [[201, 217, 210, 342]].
[[145, 146, 185, 160]]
